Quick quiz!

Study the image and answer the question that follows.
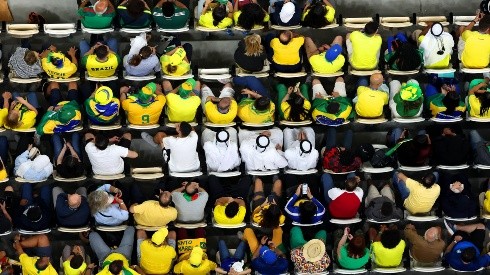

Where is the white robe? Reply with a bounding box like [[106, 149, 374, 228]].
[[203, 142, 241, 172], [284, 140, 319, 171], [419, 31, 454, 67], [239, 139, 288, 171]]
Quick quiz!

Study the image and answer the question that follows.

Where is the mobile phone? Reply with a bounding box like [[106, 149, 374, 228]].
[[302, 184, 308, 195], [294, 82, 300, 92]]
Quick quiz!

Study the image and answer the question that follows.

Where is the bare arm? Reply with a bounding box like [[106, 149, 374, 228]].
[[323, 0, 333, 7], [215, 197, 231, 206], [397, 172, 408, 182], [84, 133, 96, 143], [155, 0, 165, 7], [463, 11, 482, 33], [468, 79, 489, 95], [79, 0, 90, 8], [0, 202, 11, 223], [173, 0, 187, 9], [126, 150, 139, 159], [16, 97, 38, 115], [336, 233, 348, 258], [66, 142, 80, 161], [57, 143, 68, 165]]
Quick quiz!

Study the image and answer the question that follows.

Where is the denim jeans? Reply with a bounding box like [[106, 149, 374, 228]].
[[89, 226, 135, 265], [50, 88, 80, 107], [52, 133, 82, 161], [218, 240, 246, 261], [324, 128, 353, 150], [321, 172, 356, 203], [12, 92, 40, 109], [469, 130, 485, 151], [79, 38, 118, 57], [388, 128, 427, 146], [0, 136, 8, 165], [21, 183, 51, 207]]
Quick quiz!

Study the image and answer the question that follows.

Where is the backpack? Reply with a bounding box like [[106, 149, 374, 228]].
[[370, 148, 395, 168], [356, 143, 375, 162]]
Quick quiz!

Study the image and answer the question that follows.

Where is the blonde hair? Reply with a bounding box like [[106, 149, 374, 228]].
[[244, 34, 263, 57], [5, 112, 20, 129], [88, 190, 109, 215]]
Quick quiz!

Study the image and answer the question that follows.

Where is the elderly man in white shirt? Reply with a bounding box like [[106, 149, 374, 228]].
[[14, 146, 53, 181], [202, 128, 241, 172], [283, 127, 319, 171], [238, 127, 288, 171]]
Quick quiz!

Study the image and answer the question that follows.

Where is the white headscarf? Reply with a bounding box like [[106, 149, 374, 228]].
[[419, 23, 454, 66]]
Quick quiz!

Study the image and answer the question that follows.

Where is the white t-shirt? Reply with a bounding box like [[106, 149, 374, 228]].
[[163, 131, 200, 172], [85, 143, 129, 175]]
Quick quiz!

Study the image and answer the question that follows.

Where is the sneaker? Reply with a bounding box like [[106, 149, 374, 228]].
[[218, 78, 232, 84], [237, 231, 244, 240], [141, 132, 158, 148], [444, 219, 456, 235], [483, 72, 490, 79]]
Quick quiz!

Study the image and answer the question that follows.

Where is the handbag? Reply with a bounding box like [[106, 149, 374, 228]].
[[370, 139, 412, 168]]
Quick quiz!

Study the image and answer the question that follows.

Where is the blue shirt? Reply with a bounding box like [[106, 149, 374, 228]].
[[446, 241, 490, 271], [251, 257, 289, 275], [93, 184, 129, 226], [14, 151, 52, 181], [233, 76, 269, 98], [124, 55, 160, 76], [55, 193, 90, 227], [284, 194, 325, 224]]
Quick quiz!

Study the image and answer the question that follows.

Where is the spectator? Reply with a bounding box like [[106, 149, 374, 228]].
[[37, 82, 82, 135], [265, 30, 305, 73], [174, 247, 217, 275], [384, 32, 422, 71], [276, 82, 311, 122], [238, 128, 288, 171], [404, 224, 445, 265], [117, 0, 152, 28], [283, 127, 319, 171], [290, 227, 330, 273], [41, 46, 78, 79], [270, 0, 301, 26], [322, 174, 363, 219], [242, 228, 288, 274], [236, 76, 275, 124], [153, 0, 190, 29], [467, 77, 490, 118], [61, 245, 93, 275], [304, 36, 345, 74], [285, 184, 325, 224], [415, 22, 454, 69], [8, 41, 43, 79], [52, 186, 90, 228], [208, 175, 249, 226], [87, 184, 129, 226], [198, 0, 233, 29], [431, 126, 470, 166], [469, 130, 490, 165], [388, 80, 423, 118], [444, 221, 490, 271], [171, 179, 209, 223], [52, 133, 84, 179], [13, 183, 51, 232], [336, 227, 369, 270], [302, 0, 335, 28], [13, 234, 56, 275], [440, 173, 477, 219], [124, 33, 160, 77], [80, 38, 120, 78], [233, 1, 269, 30], [137, 227, 177, 274], [120, 82, 166, 125], [322, 128, 362, 173], [234, 34, 267, 73], [201, 82, 237, 125], [393, 171, 440, 215], [160, 38, 192, 76], [250, 176, 285, 228], [0, 137, 7, 181], [311, 78, 353, 125], [354, 73, 389, 118], [215, 240, 251, 274], [389, 128, 431, 167], [369, 225, 406, 268], [78, 0, 115, 29], [164, 79, 201, 123], [458, 12, 490, 69], [202, 128, 241, 172], [141, 122, 200, 173], [129, 187, 178, 227], [84, 132, 138, 176], [425, 76, 465, 119], [346, 21, 382, 70], [84, 85, 120, 125], [2, 91, 39, 130], [14, 146, 53, 181], [0, 186, 12, 234], [364, 181, 403, 222]]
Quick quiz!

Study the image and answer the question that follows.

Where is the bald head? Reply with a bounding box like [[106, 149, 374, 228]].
[[67, 194, 82, 209], [424, 227, 440, 242], [94, 0, 109, 14], [370, 73, 383, 86], [218, 97, 231, 113]]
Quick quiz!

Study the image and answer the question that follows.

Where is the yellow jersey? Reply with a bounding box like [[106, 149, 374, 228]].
[[166, 93, 200, 122], [349, 31, 382, 70], [461, 30, 490, 69], [4, 102, 37, 129], [82, 53, 120, 78], [270, 37, 304, 65], [19, 253, 58, 275], [204, 100, 237, 124], [140, 240, 176, 274], [41, 52, 77, 79], [198, 12, 233, 29], [355, 87, 388, 118], [122, 94, 166, 125], [237, 98, 275, 123]]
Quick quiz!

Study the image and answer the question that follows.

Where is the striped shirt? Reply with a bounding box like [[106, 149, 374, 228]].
[[124, 54, 160, 76], [8, 47, 43, 78]]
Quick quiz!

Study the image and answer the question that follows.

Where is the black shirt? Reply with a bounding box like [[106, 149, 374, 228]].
[[234, 39, 267, 72]]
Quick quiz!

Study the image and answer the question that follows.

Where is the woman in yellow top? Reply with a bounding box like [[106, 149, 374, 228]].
[[198, 0, 233, 29], [302, 0, 335, 28], [251, 176, 286, 229], [233, 0, 269, 30], [41, 47, 78, 79], [3, 91, 39, 130], [467, 78, 490, 118], [277, 82, 311, 121], [160, 40, 192, 76], [369, 226, 406, 268]]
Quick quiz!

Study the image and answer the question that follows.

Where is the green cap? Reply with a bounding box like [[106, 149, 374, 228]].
[[138, 82, 157, 102], [178, 78, 196, 98], [469, 79, 489, 92]]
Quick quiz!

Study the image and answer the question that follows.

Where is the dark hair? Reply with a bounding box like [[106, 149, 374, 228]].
[[380, 201, 394, 217], [225, 201, 240, 218], [108, 260, 124, 275], [477, 92, 490, 116], [260, 204, 282, 228], [302, 2, 327, 28], [279, 30, 292, 45], [94, 46, 109, 60], [179, 121, 192, 137], [388, 42, 422, 71], [461, 247, 477, 263], [128, 46, 152, 67], [35, 259, 48, 271], [327, 101, 340, 114], [401, 96, 423, 115], [344, 177, 358, 192], [380, 229, 402, 249], [95, 134, 109, 150], [364, 21, 379, 35], [127, 0, 145, 18], [299, 200, 317, 224], [286, 93, 310, 122], [158, 192, 172, 207], [347, 235, 366, 258], [421, 173, 436, 188], [24, 50, 38, 65], [184, 181, 198, 196], [61, 155, 84, 177], [414, 134, 428, 146], [339, 149, 355, 166], [479, 14, 490, 32], [237, 3, 265, 30], [212, 5, 227, 27], [442, 91, 460, 115], [161, 1, 175, 17], [70, 255, 84, 269], [254, 97, 271, 111]]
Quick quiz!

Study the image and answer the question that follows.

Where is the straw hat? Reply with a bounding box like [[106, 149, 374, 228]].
[[302, 239, 325, 263]]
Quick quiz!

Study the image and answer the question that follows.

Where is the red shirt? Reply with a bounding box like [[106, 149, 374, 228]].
[[322, 147, 362, 172], [329, 191, 361, 219]]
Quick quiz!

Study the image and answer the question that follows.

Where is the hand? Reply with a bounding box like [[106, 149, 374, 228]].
[[260, 130, 271, 137], [332, 91, 340, 98], [109, 136, 120, 143], [287, 86, 294, 95], [343, 227, 350, 236], [15, 96, 27, 105], [275, 144, 282, 150], [27, 144, 33, 151], [315, 92, 323, 99], [260, 236, 268, 245], [48, 45, 57, 51], [87, 263, 96, 269], [0, 202, 6, 211], [295, 185, 302, 196], [204, 0, 212, 5], [241, 88, 253, 96], [475, 10, 483, 22], [347, 234, 353, 240], [114, 197, 124, 204], [67, 47, 77, 57], [2, 92, 12, 100], [405, 223, 415, 230], [379, 224, 388, 232], [20, 199, 28, 206], [454, 235, 463, 242], [306, 187, 313, 199], [72, 245, 82, 255], [66, 142, 73, 149]]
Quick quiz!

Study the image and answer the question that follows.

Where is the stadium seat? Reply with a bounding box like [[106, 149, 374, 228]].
[[7, 24, 39, 38], [323, 169, 355, 175], [279, 120, 312, 126], [53, 171, 87, 182], [93, 174, 125, 180], [274, 70, 307, 78], [198, 68, 232, 81], [398, 165, 432, 172], [371, 267, 407, 273], [291, 220, 323, 226], [135, 225, 164, 231], [57, 226, 91, 233], [429, 117, 463, 123], [96, 225, 128, 232], [49, 75, 81, 83], [43, 23, 76, 38], [356, 117, 388, 124], [10, 128, 36, 133], [246, 169, 280, 176], [443, 216, 477, 222], [424, 68, 456, 74], [131, 167, 165, 180], [157, 26, 190, 33], [174, 222, 207, 229], [333, 268, 367, 274], [436, 164, 469, 170], [349, 67, 382, 76], [234, 25, 265, 32], [88, 122, 122, 131], [241, 122, 275, 127], [417, 16, 449, 27], [270, 24, 301, 30], [165, 121, 198, 128], [0, 230, 11, 236], [15, 177, 47, 183], [162, 72, 194, 80], [460, 64, 490, 74], [169, 171, 203, 177], [386, 69, 419, 76], [236, 61, 270, 78], [311, 71, 344, 78], [452, 15, 478, 26], [366, 218, 400, 224], [85, 72, 118, 82], [123, 72, 156, 81], [120, 27, 152, 34], [203, 121, 237, 128], [330, 217, 362, 225], [343, 17, 373, 29], [380, 17, 413, 28], [392, 117, 425, 123], [284, 168, 318, 175], [81, 24, 114, 34], [212, 217, 246, 228], [18, 229, 51, 235], [209, 170, 242, 177], [317, 19, 340, 29]]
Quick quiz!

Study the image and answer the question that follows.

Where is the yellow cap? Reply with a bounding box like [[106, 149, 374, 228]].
[[94, 86, 113, 105], [151, 227, 168, 245], [189, 247, 203, 266]]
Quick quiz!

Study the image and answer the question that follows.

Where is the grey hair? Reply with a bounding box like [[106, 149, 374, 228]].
[[88, 190, 109, 215]]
